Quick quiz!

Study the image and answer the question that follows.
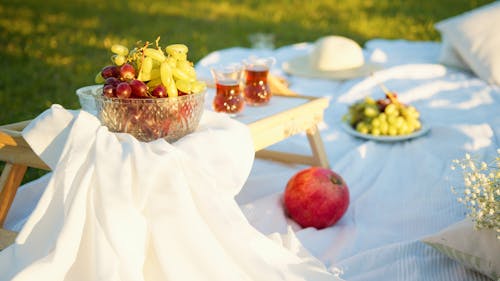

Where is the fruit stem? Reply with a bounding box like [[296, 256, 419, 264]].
[[330, 176, 343, 185], [155, 36, 161, 49], [379, 83, 400, 105]]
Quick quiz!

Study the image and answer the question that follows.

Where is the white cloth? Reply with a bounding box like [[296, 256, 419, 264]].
[[195, 40, 500, 281], [0, 105, 341, 281], [5, 39, 500, 281]]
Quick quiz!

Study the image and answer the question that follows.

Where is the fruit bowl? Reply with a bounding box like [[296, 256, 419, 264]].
[[90, 37, 208, 143], [94, 87, 205, 142]]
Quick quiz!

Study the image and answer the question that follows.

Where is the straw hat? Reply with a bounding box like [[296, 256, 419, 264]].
[[282, 36, 380, 80]]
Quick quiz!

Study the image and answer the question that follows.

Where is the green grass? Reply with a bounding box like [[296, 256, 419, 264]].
[[0, 0, 495, 181]]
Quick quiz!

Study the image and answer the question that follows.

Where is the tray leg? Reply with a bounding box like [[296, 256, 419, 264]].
[[254, 125, 330, 169], [0, 163, 28, 227], [306, 125, 330, 169]]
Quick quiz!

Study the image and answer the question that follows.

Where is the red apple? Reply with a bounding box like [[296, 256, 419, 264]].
[[283, 167, 349, 229]]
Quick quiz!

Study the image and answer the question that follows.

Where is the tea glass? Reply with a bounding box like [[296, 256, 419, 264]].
[[210, 63, 245, 116], [248, 33, 275, 50], [242, 57, 275, 106]]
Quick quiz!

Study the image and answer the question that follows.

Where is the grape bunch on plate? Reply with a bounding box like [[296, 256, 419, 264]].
[[343, 89, 422, 136], [95, 37, 206, 99]]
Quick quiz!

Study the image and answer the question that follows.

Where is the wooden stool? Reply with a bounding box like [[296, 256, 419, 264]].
[[0, 121, 50, 248], [0, 120, 50, 227]]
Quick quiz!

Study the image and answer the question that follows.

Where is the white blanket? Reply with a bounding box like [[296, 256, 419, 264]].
[[4, 39, 499, 281], [0, 106, 340, 280], [195, 39, 500, 281]]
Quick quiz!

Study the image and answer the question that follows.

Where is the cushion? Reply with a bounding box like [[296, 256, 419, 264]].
[[435, 2, 500, 85], [438, 37, 469, 70], [422, 218, 500, 280]]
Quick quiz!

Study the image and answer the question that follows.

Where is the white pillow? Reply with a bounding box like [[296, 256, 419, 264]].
[[422, 218, 500, 280], [438, 37, 469, 70], [435, 2, 500, 85]]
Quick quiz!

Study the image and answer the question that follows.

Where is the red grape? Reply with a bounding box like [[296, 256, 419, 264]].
[[129, 79, 148, 98], [103, 84, 116, 97], [105, 77, 120, 87], [151, 84, 167, 98], [120, 63, 136, 81], [116, 82, 132, 99], [101, 65, 120, 79]]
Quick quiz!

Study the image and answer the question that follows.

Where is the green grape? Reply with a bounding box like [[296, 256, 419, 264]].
[[395, 116, 405, 129], [166, 80, 178, 97], [364, 105, 379, 118], [388, 115, 397, 125], [356, 122, 369, 134], [371, 118, 381, 128], [407, 106, 417, 113], [172, 67, 193, 82], [166, 44, 188, 55], [379, 121, 389, 135], [364, 96, 376, 105], [111, 44, 129, 56], [147, 78, 162, 88], [160, 61, 177, 97], [191, 81, 207, 94], [137, 56, 153, 81], [344, 90, 423, 136], [166, 44, 188, 61], [388, 126, 398, 136], [144, 48, 166, 62], [345, 94, 424, 137], [398, 122, 409, 135], [414, 120, 422, 130], [177, 60, 196, 79], [378, 113, 387, 121], [407, 121, 415, 133], [164, 57, 177, 68], [400, 107, 408, 117], [94, 72, 105, 84], [407, 106, 420, 119], [112, 54, 126, 66], [384, 103, 397, 116], [176, 79, 192, 93]]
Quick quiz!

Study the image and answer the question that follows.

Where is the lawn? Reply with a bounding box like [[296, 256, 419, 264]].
[[0, 0, 494, 180]]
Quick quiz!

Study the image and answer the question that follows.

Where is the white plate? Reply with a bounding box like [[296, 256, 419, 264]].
[[341, 121, 430, 142]]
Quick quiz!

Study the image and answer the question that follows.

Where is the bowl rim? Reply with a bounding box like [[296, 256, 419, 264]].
[[76, 84, 103, 97]]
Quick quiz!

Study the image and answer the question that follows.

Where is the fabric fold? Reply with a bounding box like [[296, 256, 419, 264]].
[[0, 105, 340, 281]]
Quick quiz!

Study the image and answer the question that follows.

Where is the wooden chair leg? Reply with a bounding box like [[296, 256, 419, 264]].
[[306, 125, 330, 169], [0, 163, 28, 227]]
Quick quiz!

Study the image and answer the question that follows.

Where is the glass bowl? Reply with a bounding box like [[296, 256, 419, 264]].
[[76, 85, 101, 115], [93, 87, 205, 143]]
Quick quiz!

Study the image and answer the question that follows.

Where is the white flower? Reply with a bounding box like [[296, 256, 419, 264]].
[[481, 162, 488, 170], [451, 149, 500, 239]]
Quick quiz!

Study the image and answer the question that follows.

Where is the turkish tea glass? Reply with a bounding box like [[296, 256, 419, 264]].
[[242, 57, 275, 106], [210, 63, 245, 116]]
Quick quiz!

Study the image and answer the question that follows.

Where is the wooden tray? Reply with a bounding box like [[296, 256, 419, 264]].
[[241, 94, 330, 168]]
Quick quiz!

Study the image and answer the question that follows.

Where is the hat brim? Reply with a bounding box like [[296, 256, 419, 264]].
[[282, 55, 382, 80]]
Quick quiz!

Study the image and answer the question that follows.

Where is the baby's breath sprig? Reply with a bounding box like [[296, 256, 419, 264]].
[[450, 149, 500, 239]]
